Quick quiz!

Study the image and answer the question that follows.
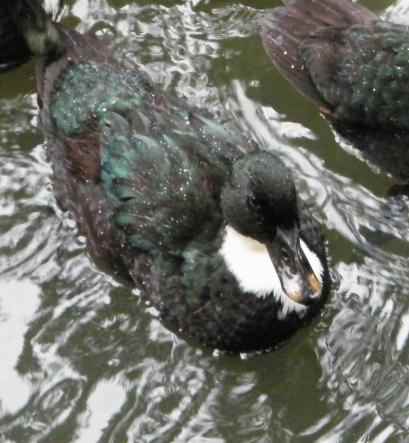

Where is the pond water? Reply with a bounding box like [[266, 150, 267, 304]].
[[1, 0, 409, 441]]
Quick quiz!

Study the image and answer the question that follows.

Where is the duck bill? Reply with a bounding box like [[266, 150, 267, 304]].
[[266, 227, 322, 305]]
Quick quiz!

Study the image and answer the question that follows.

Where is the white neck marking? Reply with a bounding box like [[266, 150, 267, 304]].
[[219, 226, 307, 316]]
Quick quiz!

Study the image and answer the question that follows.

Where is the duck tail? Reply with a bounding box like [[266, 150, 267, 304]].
[[259, 0, 377, 107], [0, 0, 63, 72]]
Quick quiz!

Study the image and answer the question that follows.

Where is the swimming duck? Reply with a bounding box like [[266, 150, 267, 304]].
[[0, 0, 330, 352], [260, 0, 409, 131]]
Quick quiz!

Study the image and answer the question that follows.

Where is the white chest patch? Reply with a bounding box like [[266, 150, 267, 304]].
[[219, 226, 307, 316]]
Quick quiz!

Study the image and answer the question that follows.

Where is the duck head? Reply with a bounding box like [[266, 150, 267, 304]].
[[221, 151, 326, 317]]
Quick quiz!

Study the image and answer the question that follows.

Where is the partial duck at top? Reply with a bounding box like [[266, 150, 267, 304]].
[[0, 0, 330, 352], [260, 0, 409, 132]]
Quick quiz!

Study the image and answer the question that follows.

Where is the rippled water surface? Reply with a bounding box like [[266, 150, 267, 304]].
[[2, 0, 409, 441]]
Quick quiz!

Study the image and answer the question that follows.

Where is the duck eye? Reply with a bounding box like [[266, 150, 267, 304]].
[[247, 193, 262, 211], [247, 195, 257, 209], [247, 192, 270, 213], [281, 248, 291, 265]]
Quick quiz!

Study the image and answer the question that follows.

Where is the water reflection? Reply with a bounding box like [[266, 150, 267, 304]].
[[1, 0, 409, 441], [0, 281, 40, 416], [75, 378, 127, 442]]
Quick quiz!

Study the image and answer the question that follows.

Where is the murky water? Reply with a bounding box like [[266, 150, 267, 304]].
[[1, 0, 409, 441]]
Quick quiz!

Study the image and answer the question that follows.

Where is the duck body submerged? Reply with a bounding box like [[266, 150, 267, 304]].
[[261, 0, 409, 131], [1, 0, 330, 352]]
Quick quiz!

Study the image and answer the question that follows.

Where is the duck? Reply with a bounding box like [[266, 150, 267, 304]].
[[0, 0, 330, 352], [260, 0, 409, 132]]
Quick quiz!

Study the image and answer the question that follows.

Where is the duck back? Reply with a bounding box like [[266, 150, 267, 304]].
[[37, 28, 238, 281]]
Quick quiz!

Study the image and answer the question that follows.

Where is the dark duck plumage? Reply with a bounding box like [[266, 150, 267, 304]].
[[1, 0, 330, 352], [260, 0, 409, 131], [260, 0, 409, 183]]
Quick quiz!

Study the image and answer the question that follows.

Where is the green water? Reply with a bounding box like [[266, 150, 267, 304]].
[[1, 0, 409, 441]]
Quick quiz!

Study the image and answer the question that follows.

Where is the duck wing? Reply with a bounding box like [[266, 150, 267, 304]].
[[260, 0, 376, 109], [46, 53, 249, 257], [301, 21, 409, 129], [260, 0, 409, 129], [99, 104, 226, 256]]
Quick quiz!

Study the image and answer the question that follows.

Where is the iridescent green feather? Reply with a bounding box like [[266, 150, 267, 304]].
[[49, 62, 239, 255], [50, 63, 150, 137], [302, 22, 409, 129]]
